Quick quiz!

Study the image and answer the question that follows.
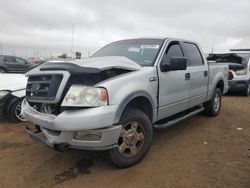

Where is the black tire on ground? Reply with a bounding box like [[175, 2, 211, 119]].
[[203, 88, 222, 116], [8, 98, 27, 122], [0, 68, 6, 73], [109, 108, 153, 168], [242, 83, 250, 96]]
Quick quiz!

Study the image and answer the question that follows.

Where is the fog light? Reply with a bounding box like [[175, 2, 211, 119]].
[[74, 131, 102, 141]]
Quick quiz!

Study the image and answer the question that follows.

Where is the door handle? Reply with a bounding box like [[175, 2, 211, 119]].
[[204, 71, 208, 77], [185, 73, 191, 80]]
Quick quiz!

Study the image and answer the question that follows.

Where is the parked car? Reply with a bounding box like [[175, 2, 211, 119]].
[[0, 55, 36, 73], [207, 52, 250, 96], [21, 38, 229, 168], [0, 74, 27, 122]]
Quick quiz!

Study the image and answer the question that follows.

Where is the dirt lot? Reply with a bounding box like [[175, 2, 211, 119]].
[[0, 95, 249, 188]]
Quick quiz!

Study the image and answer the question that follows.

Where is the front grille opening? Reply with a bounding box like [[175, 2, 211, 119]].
[[26, 74, 63, 101]]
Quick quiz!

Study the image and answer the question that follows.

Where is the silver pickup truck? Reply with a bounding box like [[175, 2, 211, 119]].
[[22, 38, 229, 168]]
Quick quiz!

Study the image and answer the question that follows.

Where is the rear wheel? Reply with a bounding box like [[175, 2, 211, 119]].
[[9, 98, 27, 122], [203, 88, 222, 116], [242, 83, 250, 96], [109, 108, 153, 168]]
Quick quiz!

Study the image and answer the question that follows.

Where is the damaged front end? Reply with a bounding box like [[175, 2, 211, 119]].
[[25, 57, 140, 115], [21, 57, 140, 150]]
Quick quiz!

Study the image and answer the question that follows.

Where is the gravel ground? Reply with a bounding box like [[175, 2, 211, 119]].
[[0, 95, 249, 188]]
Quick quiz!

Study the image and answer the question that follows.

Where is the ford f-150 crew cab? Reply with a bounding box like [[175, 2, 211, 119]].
[[21, 38, 229, 168]]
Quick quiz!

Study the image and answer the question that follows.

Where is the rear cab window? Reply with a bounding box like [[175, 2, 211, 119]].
[[182, 42, 204, 66]]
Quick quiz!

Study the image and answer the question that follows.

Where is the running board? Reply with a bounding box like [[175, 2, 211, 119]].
[[153, 107, 204, 129]]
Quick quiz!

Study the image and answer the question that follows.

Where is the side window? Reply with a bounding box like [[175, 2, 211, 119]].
[[3, 56, 15, 62], [15, 58, 26, 64], [162, 43, 184, 64], [182, 42, 203, 66]]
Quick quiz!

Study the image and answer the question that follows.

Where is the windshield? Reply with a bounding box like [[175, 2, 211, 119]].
[[92, 39, 164, 66], [207, 53, 250, 68]]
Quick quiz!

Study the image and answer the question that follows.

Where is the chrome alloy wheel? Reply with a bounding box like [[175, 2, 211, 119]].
[[214, 92, 221, 112], [118, 121, 145, 157], [15, 101, 27, 122]]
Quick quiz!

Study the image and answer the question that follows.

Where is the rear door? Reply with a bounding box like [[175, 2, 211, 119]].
[[157, 41, 190, 120], [181, 42, 208, 107]]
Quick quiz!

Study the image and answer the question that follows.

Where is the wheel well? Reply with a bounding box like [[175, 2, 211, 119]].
[[123, 96, 153, 122], [216, 80, 224, 93]]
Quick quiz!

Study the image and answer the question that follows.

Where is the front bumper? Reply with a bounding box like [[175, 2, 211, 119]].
[[22, 99, 122, 150], [228, 80, 249, 92]]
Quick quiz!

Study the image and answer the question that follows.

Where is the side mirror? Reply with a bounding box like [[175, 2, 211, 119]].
[[161, 57, 187, 72]]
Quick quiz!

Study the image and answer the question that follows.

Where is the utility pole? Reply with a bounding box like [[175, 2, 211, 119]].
[[71, 24, 75, 58]]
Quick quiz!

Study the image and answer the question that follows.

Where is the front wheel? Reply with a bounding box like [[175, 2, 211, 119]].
[[9, 98, 27, 122], [109, 108, 153, 168], [203, 88, 222, 116]]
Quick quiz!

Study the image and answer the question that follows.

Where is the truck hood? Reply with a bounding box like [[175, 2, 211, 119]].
[[47, 56, 142, 71], [26, 56, 142, 88], [0, 74, 27, 91]]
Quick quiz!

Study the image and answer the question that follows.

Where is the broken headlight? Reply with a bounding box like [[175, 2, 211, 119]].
[[235, 69, 247, 76], [61, 85, 108, 107]]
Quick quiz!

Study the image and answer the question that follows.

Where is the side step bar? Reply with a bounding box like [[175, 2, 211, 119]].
[[153, 107, 204, 129]]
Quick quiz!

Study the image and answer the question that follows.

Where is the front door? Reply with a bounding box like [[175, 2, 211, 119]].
[[157, 41, 190, 121]]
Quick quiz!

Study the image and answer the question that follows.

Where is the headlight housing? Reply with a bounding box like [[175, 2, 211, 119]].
[[61, 85, 108, 107], [235, 69, 247, 76], [0, 90, 10, 100]]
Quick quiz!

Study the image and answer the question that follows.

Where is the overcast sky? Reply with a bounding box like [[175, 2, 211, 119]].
[[0, 0, 249, 57]]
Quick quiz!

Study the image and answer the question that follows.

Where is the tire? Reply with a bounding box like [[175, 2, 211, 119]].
[[0, 68, 6, 73], [8, 98, 27, 122], [242, 83, 250, 96], [109, 108, 153, 168], [203, 88, 222, 116]]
